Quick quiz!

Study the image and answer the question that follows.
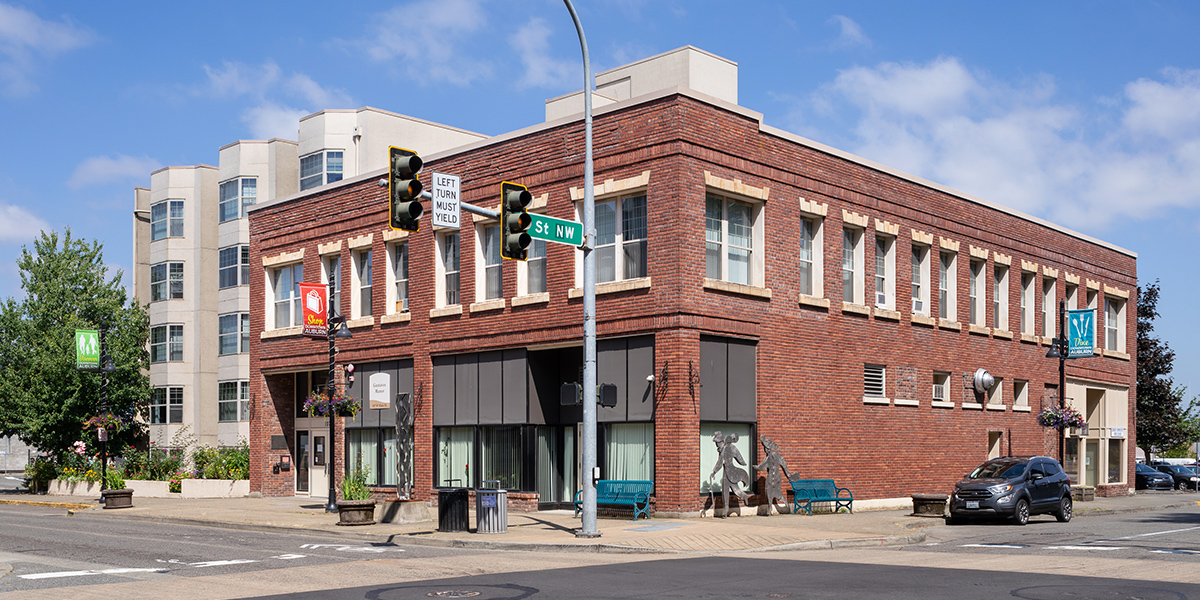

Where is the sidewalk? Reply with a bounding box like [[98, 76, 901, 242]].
[[2, 489, 1197, 554]]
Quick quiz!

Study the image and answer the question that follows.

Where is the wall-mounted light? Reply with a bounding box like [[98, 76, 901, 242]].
[[972, 368, 994, 394]]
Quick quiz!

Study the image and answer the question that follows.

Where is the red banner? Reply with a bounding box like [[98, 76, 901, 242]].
[[299, 282, 328, 338]]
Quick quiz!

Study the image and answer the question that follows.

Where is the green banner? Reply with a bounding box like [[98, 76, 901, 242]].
[[76, 329, 99, 370], [1067, 309, 1095, 358]]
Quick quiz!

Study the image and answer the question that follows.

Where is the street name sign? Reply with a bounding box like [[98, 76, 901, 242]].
[[431, 172, 461, 229], [528, 213, 583, 247]]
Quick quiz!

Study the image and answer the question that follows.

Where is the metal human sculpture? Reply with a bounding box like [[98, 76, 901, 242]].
[[754, 436, 792, 512], [709, 431, 751, 517], [395, 393, 413, 499]]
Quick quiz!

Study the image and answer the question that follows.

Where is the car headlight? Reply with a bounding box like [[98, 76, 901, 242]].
[[1190, 477, 1199, 481], [988, 483, 1013, 495], [996, 493, 1015, 504]]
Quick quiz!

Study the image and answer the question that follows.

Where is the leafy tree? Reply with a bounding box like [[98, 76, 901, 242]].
[[0, 230, 149, 461], [1136, 281, 1199, 458]]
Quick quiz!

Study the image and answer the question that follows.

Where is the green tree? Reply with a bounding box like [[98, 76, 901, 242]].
[[0, 230, 149, 461], [1136, 281, 1199, 459]]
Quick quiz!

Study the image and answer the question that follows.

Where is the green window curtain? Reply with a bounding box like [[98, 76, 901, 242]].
[[437, 427, 473, 487], [481, 426, 521, 489], [347, 429, 379, 486], [605, 423, 654, 481]]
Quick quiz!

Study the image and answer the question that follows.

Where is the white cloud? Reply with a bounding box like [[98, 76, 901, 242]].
[[0, 203, 49, 244], [67, 155, 162, 190], [359, 0, 491, 86], [0, 2, 95, 97], [201, 60, 353, 139], [511, 18, 574, 88], [797, 59, 1200, 231], [826, 15, 871, 50]]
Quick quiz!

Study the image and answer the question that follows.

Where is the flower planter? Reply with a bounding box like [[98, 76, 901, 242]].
[[46, 479, 99, 496], [101, 488, 134, 509], [125, 479, 171, 497], [336, 499, 377, 526], [181, 479, 250, 498]]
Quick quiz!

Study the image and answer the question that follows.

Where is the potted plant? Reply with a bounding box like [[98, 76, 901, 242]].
[[303, 391, 359, 418], [83, 413, 125, 434], [336, 467, 376, 526], [1037, 406, 1086, 430], [101, 470, 133, 509]]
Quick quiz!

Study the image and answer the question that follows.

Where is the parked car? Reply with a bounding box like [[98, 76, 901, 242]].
[[1136, 463, 1174, 490], [948, 456, 1072, 526], [1151, 463, 1200, 490]]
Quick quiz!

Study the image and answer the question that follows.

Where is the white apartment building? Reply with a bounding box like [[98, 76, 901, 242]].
[[133, 107, 486, 450]]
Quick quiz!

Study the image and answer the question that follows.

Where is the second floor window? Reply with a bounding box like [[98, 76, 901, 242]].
[[798, 219, 816, 296], [911, 246, 928, 315], [218, 381, 250, 422], [969, 259, 984, 325], [150, 200, 183, 241], [939, 252, 955, 320], [481, 225, 502, 300], [526, 239, 546, 295], [150, 324, 183, 363], [324, 256, 341, 315], [442, 233, 460, 306], [218, 313, 249, 355], [150, 262, 183, 301], [994, 265, 1009, 331], [272, 264, 303, 329], [218, 177, 257, 222], [218, 245, 250, 289], [842, 229, 861, 304], [596, 195, 647, 283], [355, 250, 373, 318], [705, 195, 754, 286], [300, 150, 344, 191], [150, 387, 183, 424]]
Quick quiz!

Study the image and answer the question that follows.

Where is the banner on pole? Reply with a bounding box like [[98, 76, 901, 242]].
[[1067, 308, 1095, 358], [76, 329, 100, 370], [300, 282, 328, 338]]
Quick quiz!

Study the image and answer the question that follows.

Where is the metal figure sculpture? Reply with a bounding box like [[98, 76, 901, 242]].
[[395, 393, 413, 499], [709, 431, 751, 517], [754, 436, 792, 511]]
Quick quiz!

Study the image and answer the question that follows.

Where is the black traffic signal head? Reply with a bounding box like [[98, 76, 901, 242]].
[[389, 146, 424, 231], [500, 181, 532, 260], [560, 382, 581, 406], [597, 383, 618, 407]]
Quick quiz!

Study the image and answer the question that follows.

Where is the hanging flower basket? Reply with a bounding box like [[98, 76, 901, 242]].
[[1037, 406, 1086, 430], [304, 391, 359, 418], [83, 413, 124, 432]]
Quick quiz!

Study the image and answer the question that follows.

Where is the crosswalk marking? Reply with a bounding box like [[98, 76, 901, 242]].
[[20, 568, 164, 580], [1043, 545, 1127, 551], [961, 544, 1027, 548], [188, 559, 257, 568]]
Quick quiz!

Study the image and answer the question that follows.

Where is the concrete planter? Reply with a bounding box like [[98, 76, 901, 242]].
[[181, 479, 250, 498], [911, 493, 948, 517], [101, 488, 133, 509], [45, 479, 99, 496], [336, 500, 377, 526], [125, 479, 172, 497]]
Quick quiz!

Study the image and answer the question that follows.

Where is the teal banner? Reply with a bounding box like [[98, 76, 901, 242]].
[[1067, 309, 1095, 358]]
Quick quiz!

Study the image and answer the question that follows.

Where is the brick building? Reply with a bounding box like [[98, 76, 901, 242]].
[[248, 47, 1136, 512]]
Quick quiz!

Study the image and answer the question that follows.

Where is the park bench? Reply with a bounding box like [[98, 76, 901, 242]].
[[789, 478, 854, 516], [574, 480, 654, 521]]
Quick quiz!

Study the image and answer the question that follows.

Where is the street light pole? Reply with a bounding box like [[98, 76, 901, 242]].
[[1046, 300, 1067, 464], [98, 326, 116, 494], [325, 310, 351, 513], [563, 0, 599, 538]]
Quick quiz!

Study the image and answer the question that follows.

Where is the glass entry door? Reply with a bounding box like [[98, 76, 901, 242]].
[[311, 434, 329, 498], [296, 431, 310, 494], [1085, 440, 1100, 488], [536, 425, 576, 507]]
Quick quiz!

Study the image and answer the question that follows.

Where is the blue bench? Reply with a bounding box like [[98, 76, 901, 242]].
[[574, 480, 654, 521], [789, 478, 853, 516]]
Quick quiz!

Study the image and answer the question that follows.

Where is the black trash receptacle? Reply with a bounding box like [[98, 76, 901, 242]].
[[438, 488, 469, 532]]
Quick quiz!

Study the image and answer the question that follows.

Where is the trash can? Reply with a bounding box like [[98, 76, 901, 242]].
[[438, 488, 469, 532], [475, 479, 508, 534]]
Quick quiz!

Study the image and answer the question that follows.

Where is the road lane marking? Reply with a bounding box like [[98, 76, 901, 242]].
[[271, 554, 306, 560], [1150, 549, 1200, 555], [299, 543, 403, 553], [21, 568, 164, 580], [1044, 546, 1127, 551], [961, 544, 1028, 548], [189, 559, 257, 568], [1112, 525, 1200, 540]]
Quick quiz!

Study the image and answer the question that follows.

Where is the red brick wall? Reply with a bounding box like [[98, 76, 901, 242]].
[[248, 93, 1137, 511]]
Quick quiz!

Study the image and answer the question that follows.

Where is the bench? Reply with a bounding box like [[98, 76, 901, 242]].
[[789, 478, 853, 516], [574, 480, 654, 521]]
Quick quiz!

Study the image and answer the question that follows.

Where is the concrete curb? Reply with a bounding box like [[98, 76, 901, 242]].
[[752, 532, 927, 552], [0, 497, 94, 510], [1073, 500, 1200, 517]]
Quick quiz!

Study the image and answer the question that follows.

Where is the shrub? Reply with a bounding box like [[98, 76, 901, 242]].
[[105, 469, 125, 490], [340, 468, 371, 501], [23, 456, 57, 492]]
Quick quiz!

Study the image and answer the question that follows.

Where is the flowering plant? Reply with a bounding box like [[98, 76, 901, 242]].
[[73, 441, 87, 455], [1037, 406, 1086, 430], [303, 391, 359, 418], [83, 413, 124, 432]]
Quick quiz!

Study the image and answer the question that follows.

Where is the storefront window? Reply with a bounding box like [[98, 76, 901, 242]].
[[605, 422, 654, 481], [1108, 439, 1123, 483], [699, 422, 753, 493], [437, 427, 474, 487], [481, 426, 521, 489], [347, 429, 379, 486], [1063, 438, 1079, 484]]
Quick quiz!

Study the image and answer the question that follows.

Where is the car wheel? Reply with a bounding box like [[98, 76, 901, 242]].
[[1178, 480, 1189, 491], [1055, 496, 1073, 523], [1012, 499, 1030, 526]]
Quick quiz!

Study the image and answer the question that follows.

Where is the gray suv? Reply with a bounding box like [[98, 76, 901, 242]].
[[949, 456, 1072, 525]]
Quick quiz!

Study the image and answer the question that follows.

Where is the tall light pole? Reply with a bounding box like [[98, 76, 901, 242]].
[[563, 0, 599, 538], [98, 326, 116, 495], [325, 310, 352, 513], [1046, 300, 1068, 464]]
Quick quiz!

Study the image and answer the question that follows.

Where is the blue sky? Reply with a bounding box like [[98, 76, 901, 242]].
[[1, 0, 1197, 393]]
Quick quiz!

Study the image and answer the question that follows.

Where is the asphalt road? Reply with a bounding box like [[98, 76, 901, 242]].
[[0, 475, 24, 491]]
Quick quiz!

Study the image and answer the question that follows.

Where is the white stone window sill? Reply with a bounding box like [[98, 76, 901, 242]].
[[703, 278, 772, 299], [893, 399, 919, 407], [1013, 405, 1032, 412], [911, 314, 936, 327], [261, 326, 302, 340], [380, 312, 411, 325], [512, 292, 550, 307], [968, 324, 992, 336], [569, 277, 651, 298], [430, 305, 463, 319], [993, 329, 1013, 340], [842, 302, 871, 316], [931, 401, 955, 409], [874, 308, 900, 321], [347, 316, 374, 329], [939, 319, 962, 331], [797, 294, 830, 309], [470, 298, 506, 313], [1020, 333, 1039, 344], [862, 397, 890, 405], [962, 402, 984, 410], [1102, 349, 1130, 361], [985, 403, 1006, 411]]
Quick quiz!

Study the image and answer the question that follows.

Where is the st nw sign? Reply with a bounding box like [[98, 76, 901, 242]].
[[529, 214, 583, 247]]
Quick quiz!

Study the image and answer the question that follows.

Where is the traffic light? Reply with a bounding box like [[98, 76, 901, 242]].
[[389, 146, 423, 231], [597, 383, 617, 408], [500, 182, 532, 260]]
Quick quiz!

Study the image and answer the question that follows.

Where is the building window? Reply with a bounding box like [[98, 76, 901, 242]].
[[524, 239, 547, 295], [988, 377, 1004, 406], [436, 426, 473, 486], [874, 235, 894, 309], [994, 265, 1009, 331], [150, 324, 183, 363], [606, 422, 654, 481], [1020, 272, 1035, 335], [218, 381, 249, 422], [150, 387, 184, 425], [1107, 439, 1124, 484], [1086, 289, 1099, 347], [271, 263, 303, 329], [705, 194, 757, 286], [1066, 282, 1078, 310], [218, 177, 257, 222], [299, 150, 344, 191], [939, 252, 956, 320], [1105, 298, 1125, 352], [389, 243, 408, 313], [842, 228, 864, 304], [911, 245, 929, 315], [699, 422, 750, 492], [933, 371, 950, 402], [324, 256, 341, 315], [150, 200, 184, 241], [218, 313, 249, 355], [480, 426, 522, 489], [353, 250, 372, 318], [218, 245, 249, 289], [969, 259, 985, 325], [596, 195, 647, 283], [150, 262, 183, 301], [438, 232, 460, 307], [1042, 277, 1056, 338], [797, 217, 822, 297], [1014, 379, 1029, 407], [478, 224, 502, 300], [348, 428, 403, 487], [864, 364, 885, 398]]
